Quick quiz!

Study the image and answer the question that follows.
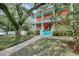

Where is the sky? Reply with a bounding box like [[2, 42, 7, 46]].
[[0, 10, 5, 16], [22, 3, 34, 9]]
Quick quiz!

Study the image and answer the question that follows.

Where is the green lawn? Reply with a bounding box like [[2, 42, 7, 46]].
[[0, 35, 34, 51]]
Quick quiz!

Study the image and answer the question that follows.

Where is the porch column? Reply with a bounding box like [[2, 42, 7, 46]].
[[34, 14, 37, 31], [41, 11, 44, 30]]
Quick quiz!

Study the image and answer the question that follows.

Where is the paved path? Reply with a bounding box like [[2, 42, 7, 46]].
[[47, 36, 74, 41], [0, 35, 43, 56]]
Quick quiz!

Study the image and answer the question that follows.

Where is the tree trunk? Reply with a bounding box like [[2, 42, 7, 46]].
[[15, 29, 21, 44], [16, 29, 20, 38], [6, 31, 8, 35]]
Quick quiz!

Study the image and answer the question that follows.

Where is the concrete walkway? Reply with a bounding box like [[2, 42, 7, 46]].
[[0, 35, 43, 56], [47, 36, 74, 41]]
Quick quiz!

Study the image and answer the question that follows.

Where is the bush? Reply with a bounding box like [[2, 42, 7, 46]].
[[53, 31, 73, 36], [27, 30, 34, 35]]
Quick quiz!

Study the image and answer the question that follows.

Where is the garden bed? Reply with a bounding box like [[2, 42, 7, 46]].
[[11, 38, 78, 56]]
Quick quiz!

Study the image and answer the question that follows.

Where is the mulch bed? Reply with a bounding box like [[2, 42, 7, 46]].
[[67, 42, 79, 54]]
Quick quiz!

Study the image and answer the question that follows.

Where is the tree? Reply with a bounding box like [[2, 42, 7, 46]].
[[0, 3, 45, 41], [0, 15, 14, 34], [72, 4, 79, 45]]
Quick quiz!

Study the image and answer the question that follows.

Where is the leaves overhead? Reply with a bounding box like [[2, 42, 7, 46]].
[[0, 3, 45, 30]]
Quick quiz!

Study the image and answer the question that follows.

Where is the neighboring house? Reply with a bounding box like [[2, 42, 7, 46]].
[[0, 29, 6, 35], [29, 3, 70, 37], [8, 31, 15, 35]]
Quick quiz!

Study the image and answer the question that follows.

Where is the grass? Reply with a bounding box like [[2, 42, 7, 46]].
[[0, 35, 34, 51]]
